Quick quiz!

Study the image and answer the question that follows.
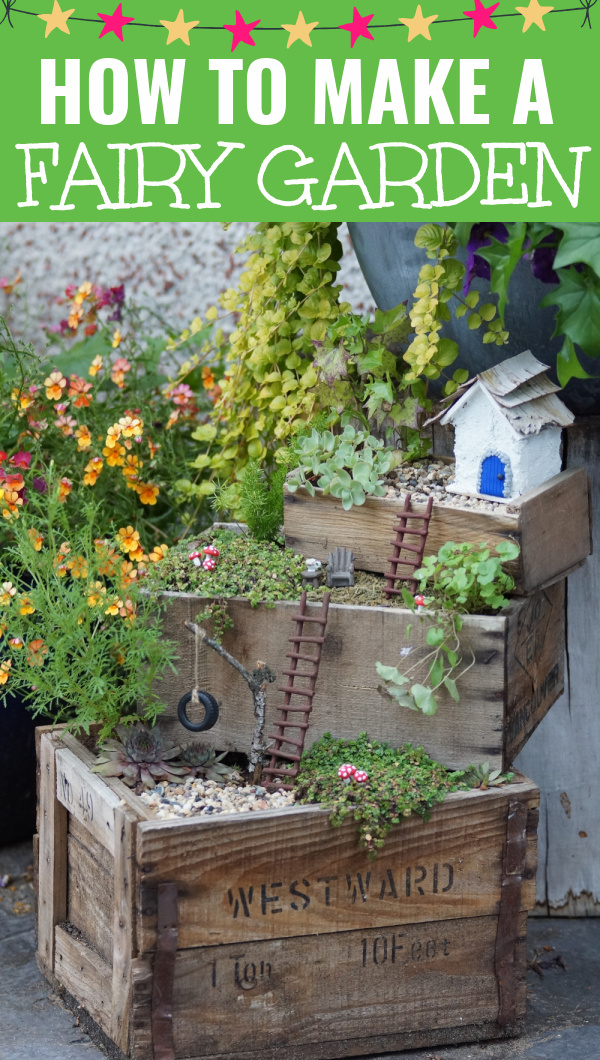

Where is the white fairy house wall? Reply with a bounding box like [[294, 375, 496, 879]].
[[440, 351, 574, 501]]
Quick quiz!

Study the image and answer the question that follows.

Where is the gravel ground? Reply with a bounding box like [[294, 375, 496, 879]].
[[384, 459, 520, 514], [139, 776, 295, 819]]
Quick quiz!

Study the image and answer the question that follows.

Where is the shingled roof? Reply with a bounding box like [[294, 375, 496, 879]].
[[440, 351, 575, 436]]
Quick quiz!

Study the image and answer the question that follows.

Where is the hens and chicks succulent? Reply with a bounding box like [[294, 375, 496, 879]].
[[92, 722, 237, 791]]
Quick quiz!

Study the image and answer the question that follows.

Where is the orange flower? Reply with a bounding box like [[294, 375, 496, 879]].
[[11, 386, 37, 411], [44, 371, 67, 401], [66, 555, 88, 579], [0, 659, 11, 684], [119, 597, 137, 624], [27, 529, 44, 552], [105, 597, 123, 616], [75, 426, 92, 450], [149, 544, 169, 563], [147, 438, 160, 459], [83, 456, 103, 486], [9, 637, 23, 650], [87, 582, 106, 607], [19, 597, 35, 615], [122, 454, 142, 480], [89, 355, 103, 378], [58, 477, 72, 502], [102, 443, 126, 467], [68, 376, 94, 408], [116, 526, 140, 555], [0, 622, 6, 638], [118, 414, 143, 439], [27, 639, 48, 667], [112, 328, 122, 349], [128, 546, 147, 564], [111, 356, 131, 389], [202, 365, 216, 390], [1, 489, 24, 518], [136, 482, 160, 506]]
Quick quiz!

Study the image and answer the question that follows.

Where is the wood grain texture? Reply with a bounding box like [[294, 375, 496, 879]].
[[130, 913, 527, 1060], [37, 732, 68, 974], [516, 420, 600, 914], [136, 778, 539, 953], [54, 925, 113, 1036], [59, 731, 152, 822], [155, 589, 562, 773], [283, 468, 590, 595], [111, 806, 138, 1053], [55, 746, 122, 855], [67, 822, 115, 965]]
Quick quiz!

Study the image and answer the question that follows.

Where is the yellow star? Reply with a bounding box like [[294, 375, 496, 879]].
[[515, 0, 554, 31], [159, 9, 199, 45], [281, 11, 319, 47], [37, 0, 75, 38], [398, 4, 438, 41]]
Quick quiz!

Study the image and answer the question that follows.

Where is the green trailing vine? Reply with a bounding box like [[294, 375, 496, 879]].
[[376, 540, 520, 716]]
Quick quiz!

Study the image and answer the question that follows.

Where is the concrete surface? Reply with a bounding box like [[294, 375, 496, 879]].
[[1, 840, 598, 1060]]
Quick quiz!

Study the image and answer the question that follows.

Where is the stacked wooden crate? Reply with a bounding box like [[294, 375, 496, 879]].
[[35, 467, 591, 1059]]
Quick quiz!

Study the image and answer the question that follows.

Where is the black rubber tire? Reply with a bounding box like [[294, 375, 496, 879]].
[[177, 690, 220, 732]]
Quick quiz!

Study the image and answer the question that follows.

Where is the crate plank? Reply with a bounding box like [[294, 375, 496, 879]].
[[37, 732, 68, 974], [155, 588, 563, 773], [136, 779, 539, 952], [59, 730, 153, 822], [67, 822, 115, 965], [131, 913, 527, 1060], [54, 926, 113, 1036], [55, 746, 122, 855], [283, 468, 590, 594], [111, 806, 137, 1053]]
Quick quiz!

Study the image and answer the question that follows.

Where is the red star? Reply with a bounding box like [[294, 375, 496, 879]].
[[224, 10, 260, 50], [463, 0, 499, 36], [98, 3, 134, 40], [339, 6, 374, 47]]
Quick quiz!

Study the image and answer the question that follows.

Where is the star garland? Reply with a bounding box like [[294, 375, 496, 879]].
[[0, 0, 595, 45]]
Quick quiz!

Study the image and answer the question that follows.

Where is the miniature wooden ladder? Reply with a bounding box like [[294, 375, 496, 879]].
[[262, 590, 331, 791], [383, 493, 433, 597]]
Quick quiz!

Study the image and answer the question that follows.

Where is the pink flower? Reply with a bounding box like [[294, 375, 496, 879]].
[[9, 451, 32, 469]]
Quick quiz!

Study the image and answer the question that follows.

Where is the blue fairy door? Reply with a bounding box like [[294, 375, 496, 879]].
[[480, 454, 507, 497]]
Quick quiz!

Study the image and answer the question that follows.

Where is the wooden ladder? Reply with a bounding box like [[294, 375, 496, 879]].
[[262, 590, 331, 791], [383, 493, 433, 597]]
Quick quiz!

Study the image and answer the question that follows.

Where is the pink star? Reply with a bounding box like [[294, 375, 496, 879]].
[[97, 3, 134, 40], [463, 0, 499, 36], [339, 6, 374, 47], [224, 10, 260, 50]]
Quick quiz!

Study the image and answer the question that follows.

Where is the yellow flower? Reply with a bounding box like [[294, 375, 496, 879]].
[[149, 544, 169, 563], [103, 443, 126, 467], [27, 639, 48, 667], [105, 424, 122, 449], [118, 414, 143, 439], [129, 547, 147, 564], [116, 526, 140, 555], [66, 555, 88, 580], [0, 659, 11, 684], [112, 328, 122, 349], [44, 371, 67, 402], [83, 455, 103, 486], [75, 426, 92, 450], [105, 597, 123, 616], [0, 582, 17, 607], [87, 582, 106, 607], [147, 438, 160, 459], [9, 637, 23, 650], [27, 529, 44, 552], [89, 355, 103, 377], [122, 454, 142, 481], [19, 597, 35, 615], [136, 482, 160, 506]]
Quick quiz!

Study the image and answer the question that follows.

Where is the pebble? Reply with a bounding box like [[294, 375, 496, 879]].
[[385, 460, 520, 514], [139, 776, 296, 819]]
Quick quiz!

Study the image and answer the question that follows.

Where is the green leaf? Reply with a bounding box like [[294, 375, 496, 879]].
[[553, 224, 600, 275], [414, 224, 445, 253], [435, 338, 459, 367], [411, 684, 438, 715], [429, 657, 444, 687], [452, 223, 474, 247], [426, 627, 445, 647], [443, 677, 460, 702], [478, 222, 526, 322], [494, 540, 520, 561], [453, 369, 469, 384], [541, 267, 600, 357], [312, 341, 351, 386], [376, 662, 408, 685], [556, 336, 597, 387], [356, 345, 385, 374], [192, 423, 218, 442]]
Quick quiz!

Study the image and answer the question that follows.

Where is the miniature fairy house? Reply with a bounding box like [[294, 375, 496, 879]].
[[440, 351, 574, 500]]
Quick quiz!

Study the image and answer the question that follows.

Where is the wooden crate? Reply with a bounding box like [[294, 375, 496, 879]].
[[155, 580, 565, 773], [283, 467, 592, 596], [37, 729, 539, 1060]]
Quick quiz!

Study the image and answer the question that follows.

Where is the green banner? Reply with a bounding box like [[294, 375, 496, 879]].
[[0, 0, 596, 219]]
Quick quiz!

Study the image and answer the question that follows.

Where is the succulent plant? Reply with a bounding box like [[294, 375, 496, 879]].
[[467, 762, 514, 790], [92, 723, 187, 790], [286, 425, 395, 511], [178, 742, 237, 785]]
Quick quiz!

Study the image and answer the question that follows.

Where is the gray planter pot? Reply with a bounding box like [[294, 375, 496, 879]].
[[347, 222, 600, 416]]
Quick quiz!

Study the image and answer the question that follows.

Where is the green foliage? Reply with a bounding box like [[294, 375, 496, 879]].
[[92, 723, 186, 789], [0, 495, 177, 739], [466, 761, 514, 790], [295, 732, 468, 855], [144, 528, 306, 640], [178, 741, 238, 784], [376, 540, 520, 716], [285, 424, 396, 510], [213, 461, 285, 543]]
